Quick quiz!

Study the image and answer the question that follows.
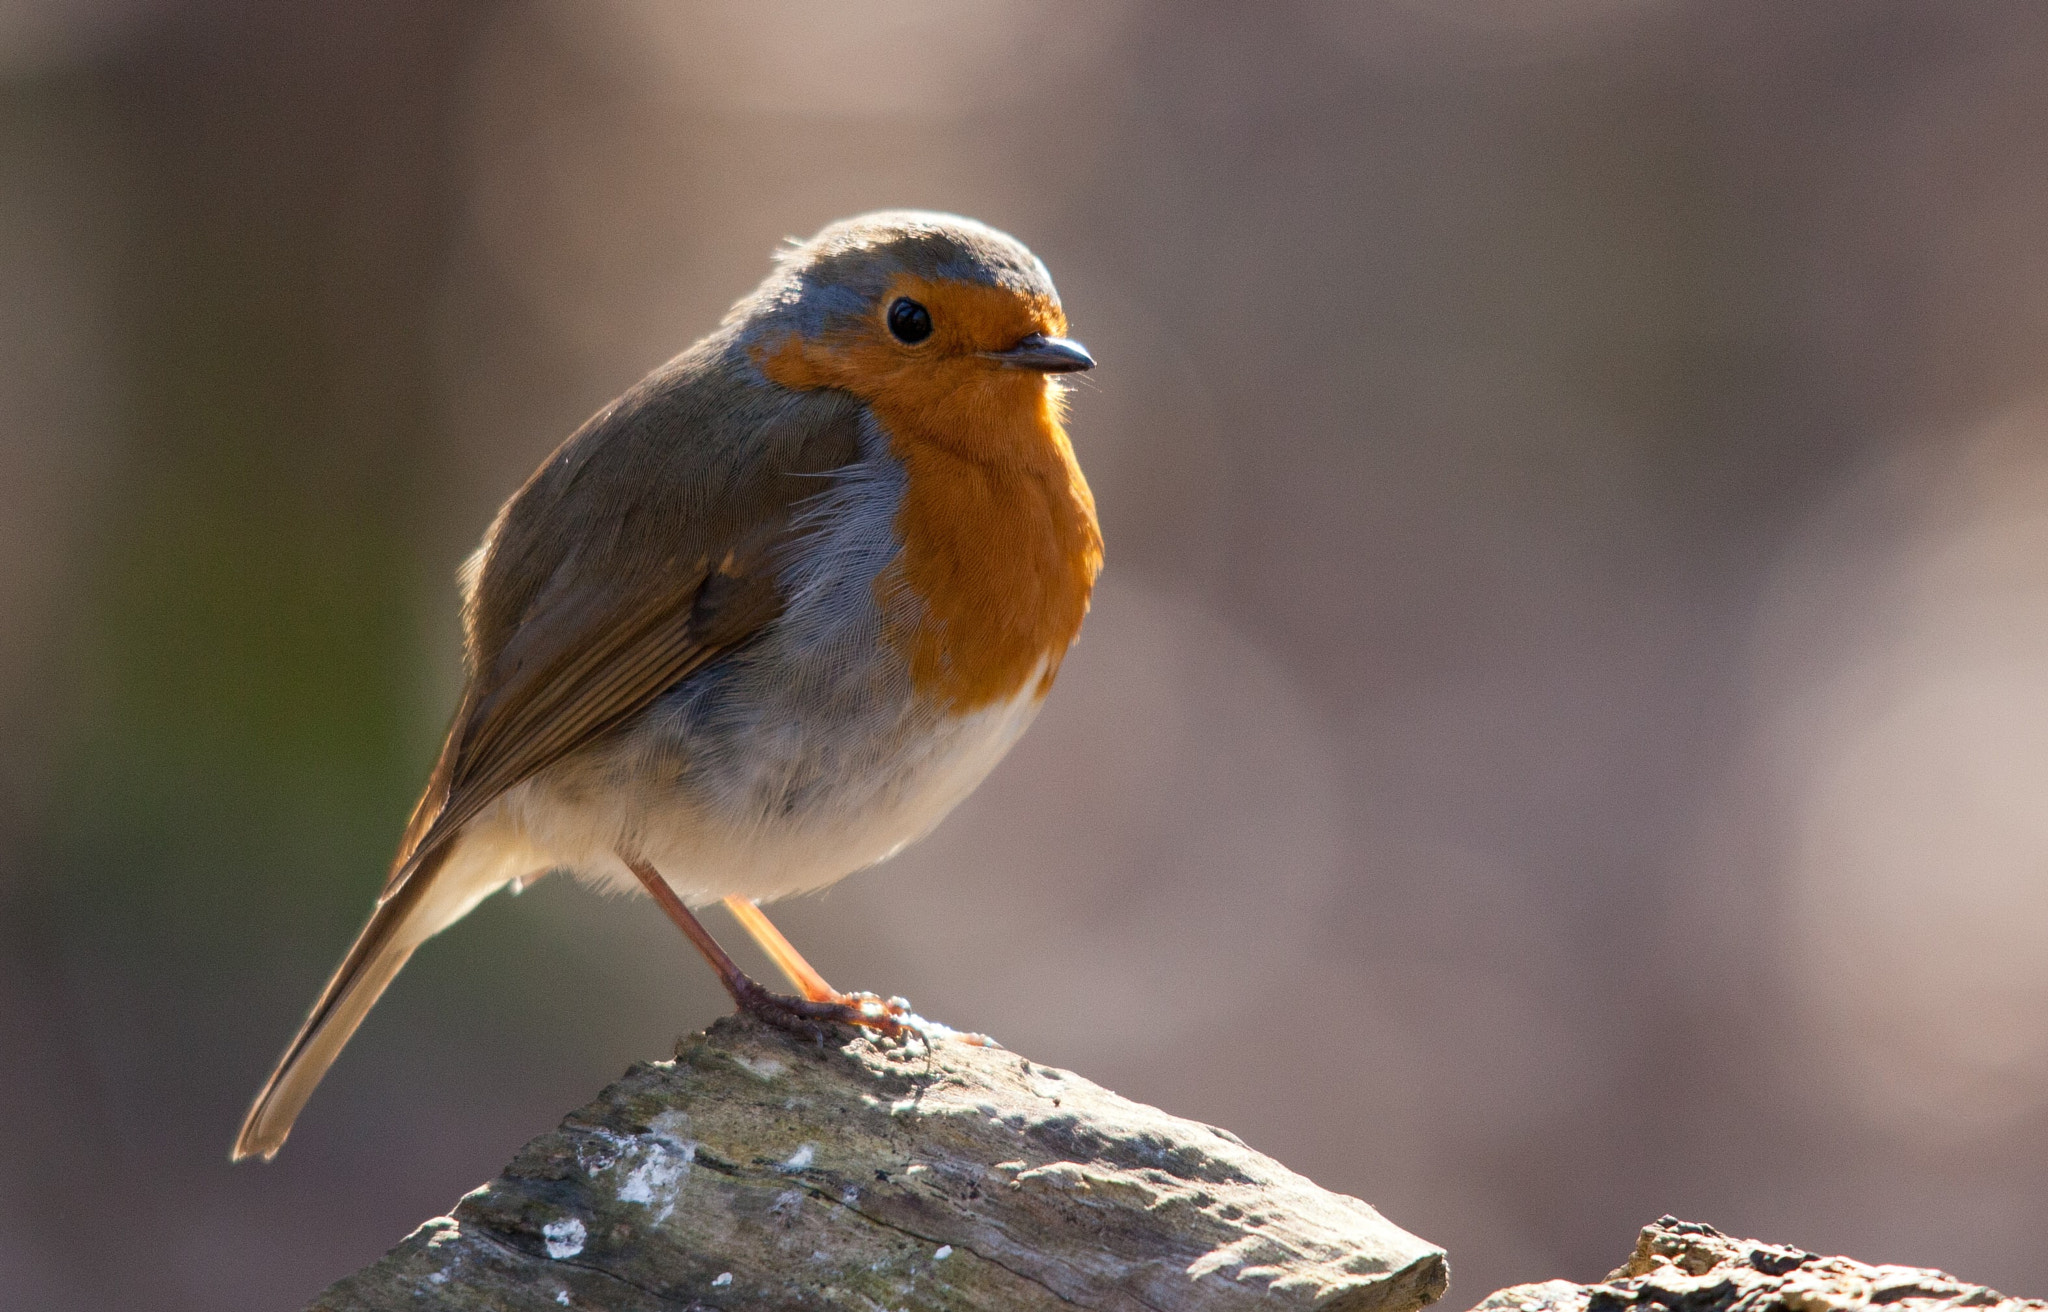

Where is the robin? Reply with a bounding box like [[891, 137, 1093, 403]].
[[233, 212, 1101, 1161]]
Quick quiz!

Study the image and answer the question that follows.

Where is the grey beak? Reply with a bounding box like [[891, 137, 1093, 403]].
[[986, 333, 1096, 373]]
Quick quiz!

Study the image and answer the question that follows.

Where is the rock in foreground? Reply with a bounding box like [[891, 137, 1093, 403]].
[[1471, 1216, 2046, 1312], [311, 1016, 1449, 1311]]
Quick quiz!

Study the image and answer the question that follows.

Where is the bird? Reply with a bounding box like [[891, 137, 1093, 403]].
[[232, 212, 1102, 1162]]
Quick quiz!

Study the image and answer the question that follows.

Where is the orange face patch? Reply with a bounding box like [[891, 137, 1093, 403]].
[[756, 276, 1102, 712]]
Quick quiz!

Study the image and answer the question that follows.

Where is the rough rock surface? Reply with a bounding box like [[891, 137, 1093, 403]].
[[1470, 1217, 2047, 1312], [310, 1016, 1449, 1311]]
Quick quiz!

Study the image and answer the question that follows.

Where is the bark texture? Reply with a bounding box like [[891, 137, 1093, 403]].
[[1469, 1217, 2046, 1312], [309, 1016, 1450, 1311]]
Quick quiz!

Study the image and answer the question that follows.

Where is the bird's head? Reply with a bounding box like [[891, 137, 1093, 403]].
[[737, 211, 1093, 440]]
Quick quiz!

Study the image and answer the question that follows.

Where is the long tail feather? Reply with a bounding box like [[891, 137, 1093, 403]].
[[233, 846, 455, 1162]]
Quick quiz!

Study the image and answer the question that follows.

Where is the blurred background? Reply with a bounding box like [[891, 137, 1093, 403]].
[[5, 1, 2048, 1306]]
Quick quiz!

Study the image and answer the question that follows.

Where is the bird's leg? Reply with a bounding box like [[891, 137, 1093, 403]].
[[720, 896, 837, 1001], [620, 855, 902, 1041], [721, 895, 911, 1027]]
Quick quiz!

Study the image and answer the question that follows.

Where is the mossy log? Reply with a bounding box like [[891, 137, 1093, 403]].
[[310, 1016, 1451, 1311]]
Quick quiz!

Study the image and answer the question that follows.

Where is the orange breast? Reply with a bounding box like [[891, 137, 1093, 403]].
[[758, 276, 1103, 712]]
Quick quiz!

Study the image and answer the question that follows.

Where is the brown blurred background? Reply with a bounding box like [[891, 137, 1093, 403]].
[[6, 1, 2048, 1306]]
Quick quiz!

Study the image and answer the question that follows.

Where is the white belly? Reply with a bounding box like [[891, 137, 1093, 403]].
[[462, 670, 1044, 904]]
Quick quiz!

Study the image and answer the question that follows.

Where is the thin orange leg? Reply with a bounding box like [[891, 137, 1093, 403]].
[[721, 896, 836, 1002], [721, 897, 914, 1034], [621, 854, 902, 1040]]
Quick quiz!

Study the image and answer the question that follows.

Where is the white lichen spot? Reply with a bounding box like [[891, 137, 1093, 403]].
[[895, 1007, 1000, 1048], [711, 1272, 733, 1288], [617, 1139, 695, 1223], [934, 1245, 953, 1260], [555, 1291, 571, 1306], [780, 1142, 816, 1172], [608, 1113, 696, 1224], [542, 1217, 587, 1261], [427, 1270, 450, 1286], [903, 1163, 928, 1176], [840, 1185, 861, 1206]]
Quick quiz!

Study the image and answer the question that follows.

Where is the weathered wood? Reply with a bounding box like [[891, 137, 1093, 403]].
[[310, 1016, 1450, 1311], [1469, 1216, 2048, 1312]]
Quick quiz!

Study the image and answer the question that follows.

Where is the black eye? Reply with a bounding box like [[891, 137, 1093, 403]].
[[887, 297, 932, 344]]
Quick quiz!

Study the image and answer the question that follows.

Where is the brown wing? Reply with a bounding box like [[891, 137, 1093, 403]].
[[385, 371, 868, 898], [232, 367, 865, 1161], [380, 524, 780, 896]]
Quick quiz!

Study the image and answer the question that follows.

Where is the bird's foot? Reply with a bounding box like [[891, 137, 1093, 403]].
[[833, 991, 914, 1035], [730, 976, 909, 1044]]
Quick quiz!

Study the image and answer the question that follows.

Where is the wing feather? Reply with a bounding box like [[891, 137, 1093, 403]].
[[379, 377, 865, 896], [238, 337, 869, 1160]]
